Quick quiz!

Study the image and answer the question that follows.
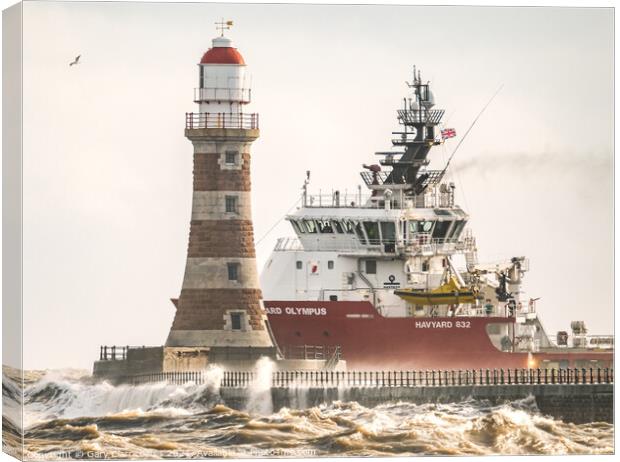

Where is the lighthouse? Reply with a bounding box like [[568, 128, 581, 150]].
[[93, 24, 342, 381], [165, 23, 277, 362]]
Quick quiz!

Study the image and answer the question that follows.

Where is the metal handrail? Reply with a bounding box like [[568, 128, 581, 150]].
[[185, 112, 259, 130], [100, 345, 129, 361], [128, 367, 614, 388], [99, 345, 158, 361], [274, 235, 467, 254], [397, 108, 445, 125], [281, 345, 342, 361]]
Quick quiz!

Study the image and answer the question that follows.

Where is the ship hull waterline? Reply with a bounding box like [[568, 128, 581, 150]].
[[264, 300, 612, 370]]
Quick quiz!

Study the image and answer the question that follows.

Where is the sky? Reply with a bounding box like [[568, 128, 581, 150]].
[[10, 2, 614, 370]]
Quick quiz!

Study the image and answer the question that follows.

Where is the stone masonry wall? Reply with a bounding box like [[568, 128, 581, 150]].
[[166, 128, 273, 349]]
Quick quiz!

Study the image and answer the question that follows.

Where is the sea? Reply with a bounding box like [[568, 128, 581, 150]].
[[2, 365, 614, 459]]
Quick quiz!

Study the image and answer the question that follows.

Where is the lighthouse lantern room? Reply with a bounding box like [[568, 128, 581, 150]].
[[187, 22, 256, 131]]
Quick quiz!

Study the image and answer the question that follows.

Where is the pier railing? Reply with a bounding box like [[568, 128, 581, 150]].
[[127, 368, 613, 388], [99, 345, 160, 361], [267, 368, 614, 388], [99, 345, 129, 360], [131, 371, 217, 386]]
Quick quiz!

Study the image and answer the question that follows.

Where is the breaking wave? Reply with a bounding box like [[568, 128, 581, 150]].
[[2, 367, 613, 459]]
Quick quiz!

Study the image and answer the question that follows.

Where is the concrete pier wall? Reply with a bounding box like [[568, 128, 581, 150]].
[[220, 384, 613, 424]]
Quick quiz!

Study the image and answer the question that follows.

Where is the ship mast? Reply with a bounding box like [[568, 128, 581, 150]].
[[362, 66, 446, 201]]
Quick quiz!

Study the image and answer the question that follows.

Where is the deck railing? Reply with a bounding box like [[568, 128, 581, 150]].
[[281, 345, 342, 361], [127, 368, 613, 388], [273, 234, 470, 255], [185, 112, 259, 130]]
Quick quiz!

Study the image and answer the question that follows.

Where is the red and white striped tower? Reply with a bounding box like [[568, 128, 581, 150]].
[[166, 26, 276, 359]]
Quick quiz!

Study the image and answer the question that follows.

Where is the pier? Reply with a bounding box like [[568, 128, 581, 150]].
[[126, 368, 614, 424]]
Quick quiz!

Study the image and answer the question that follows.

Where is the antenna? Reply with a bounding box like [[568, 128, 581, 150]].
[[440, 84, 504, 177]]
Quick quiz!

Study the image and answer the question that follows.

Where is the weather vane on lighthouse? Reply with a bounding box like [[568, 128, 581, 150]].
[[215, 18, 234, 36]]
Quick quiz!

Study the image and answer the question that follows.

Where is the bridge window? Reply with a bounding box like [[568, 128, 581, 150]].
[[366, 260, 377, 274], [421, 221, 434, 233], [317, 220, 333, 233], [380, 221, 396, 244], [411, 220, 434, 234], [435, 209, 453, 216], [332, 220, 344, 233], [343, 220, 355, 234], [303, 219, 317, 233], [450, 220, 466, 239], [363, 221, 380, 245], [355, 222, 367, 244], [432, 220, 452, 239], [291, 220, 305, 234]]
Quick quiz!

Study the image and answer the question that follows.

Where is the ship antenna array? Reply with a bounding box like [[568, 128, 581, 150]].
[[440, 84, 504, 177]]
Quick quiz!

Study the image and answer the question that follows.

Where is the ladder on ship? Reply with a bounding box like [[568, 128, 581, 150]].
[[323, 346, 342, 371]]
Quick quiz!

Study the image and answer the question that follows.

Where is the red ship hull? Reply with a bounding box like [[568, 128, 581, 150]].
[[264, 300, 613, 370]]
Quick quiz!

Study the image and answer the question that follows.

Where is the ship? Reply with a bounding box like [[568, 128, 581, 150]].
[[259, 68, 613, 371]]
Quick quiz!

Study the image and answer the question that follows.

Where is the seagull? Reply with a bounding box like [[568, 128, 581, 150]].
[[69, 55, 81, 67]]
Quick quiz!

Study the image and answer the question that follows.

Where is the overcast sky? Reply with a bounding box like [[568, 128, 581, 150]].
[[14, 2, 613, 370]]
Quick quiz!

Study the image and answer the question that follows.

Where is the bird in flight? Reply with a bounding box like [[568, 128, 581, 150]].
[[69, 55, 81, 67]]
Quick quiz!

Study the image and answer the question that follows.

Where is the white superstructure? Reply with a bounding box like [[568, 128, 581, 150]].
[[259, 68, 607, 354]]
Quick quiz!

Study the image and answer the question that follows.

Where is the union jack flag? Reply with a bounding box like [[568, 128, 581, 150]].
[[441, 128, 456, 139]]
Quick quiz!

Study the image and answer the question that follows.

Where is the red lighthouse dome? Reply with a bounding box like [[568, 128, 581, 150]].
[[200, 36, 245, 65]]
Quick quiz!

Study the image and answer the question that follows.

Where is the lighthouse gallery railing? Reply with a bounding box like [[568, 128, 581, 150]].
[[186, 112, 259, 130]]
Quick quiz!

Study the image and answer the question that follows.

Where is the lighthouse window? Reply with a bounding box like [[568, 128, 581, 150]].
[[317, 220, 334, 233], [231, 312, 243, 331], [225, 151, 238, 165], [363, 221, 380, 245], [227, 263, 239, 281], [225, 196, 238, 213], [303, 219, 317, 233]]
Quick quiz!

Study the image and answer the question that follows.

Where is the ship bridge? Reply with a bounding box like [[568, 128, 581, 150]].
[[284, 202, 470, 258]]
